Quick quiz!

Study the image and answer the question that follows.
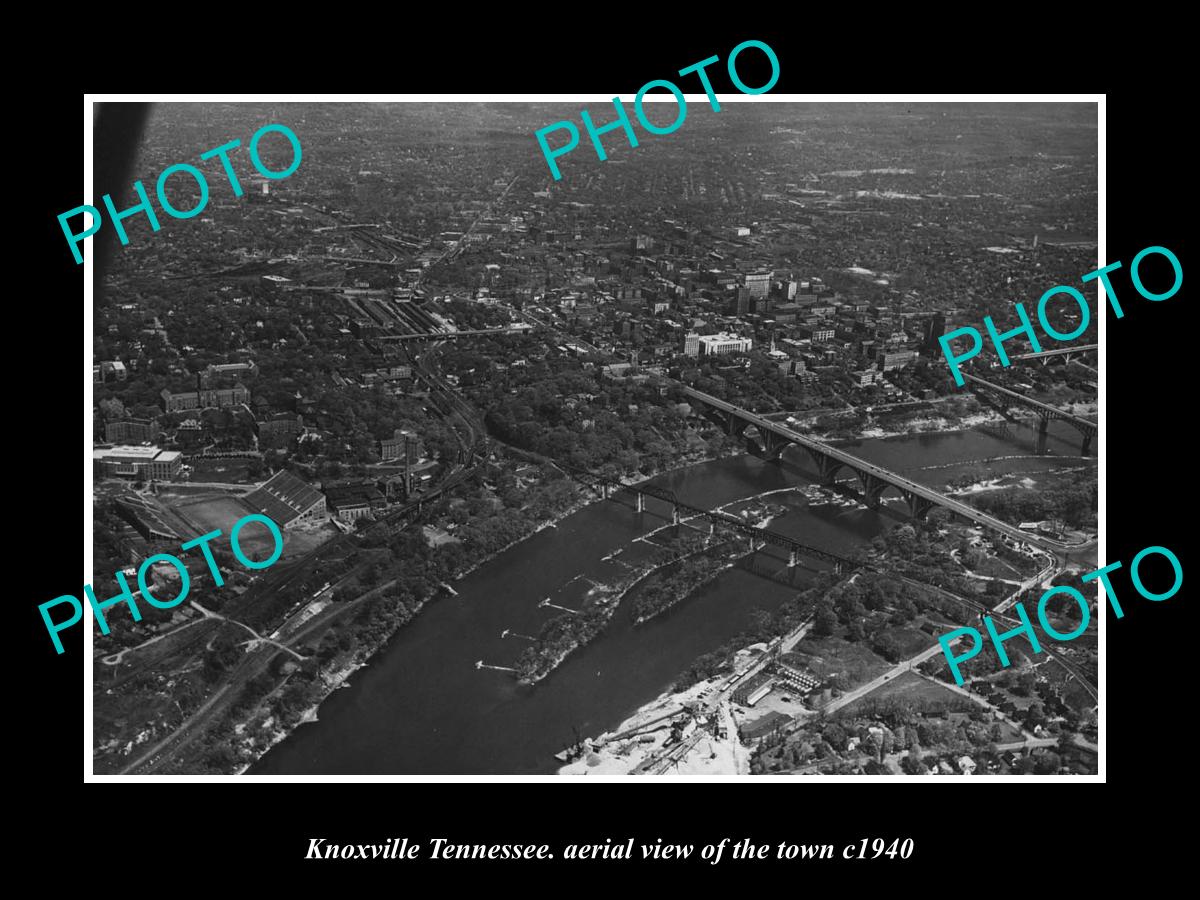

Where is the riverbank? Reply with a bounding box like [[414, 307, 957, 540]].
[[557, 678, 750, 776], [452, 492, 596, 582], [236, 589, 438, 774], [513, 489, 796, 684], [851, 411, 1003, 441], [235, 654, 385, 775], [248, 417, 1087, 775], [617, 442, 745, 486], [948, 475, 1037, 496], [244, 414, 1048, 771], [240, 443, 749, 771], [630, 547, 744, 625], [237, 500, 598, 771], [516, 540, 733, 685]]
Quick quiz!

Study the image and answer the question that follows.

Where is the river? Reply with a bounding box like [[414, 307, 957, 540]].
[[251, 420, 1092, 774]]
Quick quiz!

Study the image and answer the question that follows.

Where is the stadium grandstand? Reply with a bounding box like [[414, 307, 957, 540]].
[[243, 470, 326, 529], [115, 495, 180, 542]]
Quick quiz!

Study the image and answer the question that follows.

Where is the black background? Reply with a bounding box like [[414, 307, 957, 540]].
[[20, 21, 1190, 886]]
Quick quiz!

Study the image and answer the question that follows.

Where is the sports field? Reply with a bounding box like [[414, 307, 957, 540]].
[[170, 494, 280, 561]]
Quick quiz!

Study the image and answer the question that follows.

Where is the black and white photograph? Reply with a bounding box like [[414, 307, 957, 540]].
[[16, 9, 1197, 877], [82, 97, 1104, 779]]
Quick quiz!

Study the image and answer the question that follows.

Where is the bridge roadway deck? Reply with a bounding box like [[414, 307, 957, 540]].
[[564, 466, 854, 568], [670, 498, 850, 566], [962, 374, 1096, 432], [681, 386, 1055, 548], [1011, 343, 1097, 361]]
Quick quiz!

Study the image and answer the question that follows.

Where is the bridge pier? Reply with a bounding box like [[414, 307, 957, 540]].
[[810, 451, 843, 485], [1081, 432, 1093, 456], [570, 455, 855, 575], [860, 472, 887, 510], [761, 431, 786, 461], [900, 491, 934, 520], [966, 373, 1095, 458]]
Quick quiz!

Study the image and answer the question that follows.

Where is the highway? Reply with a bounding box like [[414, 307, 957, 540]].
[[681, 386, 1065, 550], [460, 307, 1094, 559], [892, 572, 1099, 704], [815, 636, 1071, 760], [821, 642, 951, 716], [807, 569, 1096, 743]]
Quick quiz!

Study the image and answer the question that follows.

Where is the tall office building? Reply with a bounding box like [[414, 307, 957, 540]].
[[923, 314, 947, 354], [732, 288, 752, 316], [683, 332, 700, 357], [745, 271, 772, 299]]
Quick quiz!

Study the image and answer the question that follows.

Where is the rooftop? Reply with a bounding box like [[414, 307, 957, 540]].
[[243, 470, 324, 525], [94, 445, 166, 461]]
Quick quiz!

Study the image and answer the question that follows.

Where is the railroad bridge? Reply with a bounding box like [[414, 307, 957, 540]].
[[561, 466, 853, 573], [1009, 343, 1097, 366], [962, 373, 1096, 455]]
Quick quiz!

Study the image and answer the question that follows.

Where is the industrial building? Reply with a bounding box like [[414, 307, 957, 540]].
[[380, 428, 422, 462], [324, 483, 387, 522]]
